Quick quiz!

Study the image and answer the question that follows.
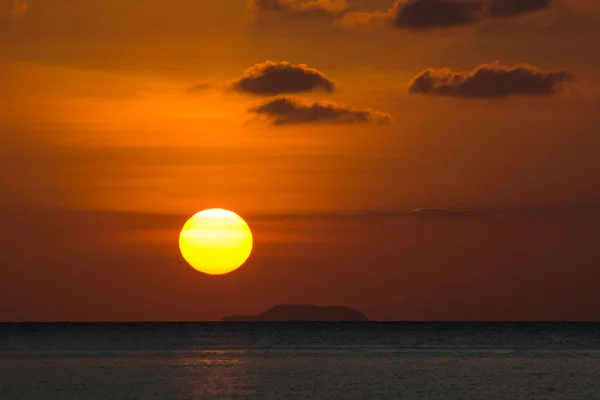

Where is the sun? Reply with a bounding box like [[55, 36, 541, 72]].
[[179, 208, 253, 275]]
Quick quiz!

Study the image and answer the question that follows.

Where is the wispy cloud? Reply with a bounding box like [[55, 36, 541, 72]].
[[1, 0, 28, 19], [411, 207, 483, 217], [187, 83, 211, 93]]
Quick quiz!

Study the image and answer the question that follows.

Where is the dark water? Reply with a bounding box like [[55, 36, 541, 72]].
[[1, 323, 599, 399]]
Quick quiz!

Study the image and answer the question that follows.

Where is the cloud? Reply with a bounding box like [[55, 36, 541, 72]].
[[411, 208, 482, 217], [564, 0, 600, 13], [393, 0, 484, 30], [230, 61, 336, 96], [336, 0, 556, 30], [1, 0, 28, 19], [408, 61, 576, 98], [187, 83, 210, 93], [248, 97, 393, 126], [488, 0, 553, 18], [247, 0, 348, 16], [247, 204, 600, 221], [334, 10, 393, 30]]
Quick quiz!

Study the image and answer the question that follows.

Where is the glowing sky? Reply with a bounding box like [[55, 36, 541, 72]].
[[2, 0, 600, 321]]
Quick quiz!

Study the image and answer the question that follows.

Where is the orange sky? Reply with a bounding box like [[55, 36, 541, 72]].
[[1, 0, 600, 321]]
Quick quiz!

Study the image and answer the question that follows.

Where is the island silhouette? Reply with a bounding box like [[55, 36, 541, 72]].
[[221, 304, 369, 322]]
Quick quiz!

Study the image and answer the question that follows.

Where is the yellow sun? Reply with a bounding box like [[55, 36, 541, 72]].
[[179, 208, 253, 275]]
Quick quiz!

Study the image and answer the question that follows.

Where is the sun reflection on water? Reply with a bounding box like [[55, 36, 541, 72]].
[[179, 350, 258, 399]]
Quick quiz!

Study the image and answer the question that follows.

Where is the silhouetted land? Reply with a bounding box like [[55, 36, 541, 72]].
[[221, 304, 369, 322]]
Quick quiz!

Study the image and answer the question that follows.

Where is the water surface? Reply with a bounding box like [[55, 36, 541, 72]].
[[1, 323, 599, 399]]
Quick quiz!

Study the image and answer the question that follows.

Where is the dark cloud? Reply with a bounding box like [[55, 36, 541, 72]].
[[337, 0, 556, 30], [1, 0, 28, 19], [393, 0, 484, 30], [248, 97, 393, 126], [230, 61, 336, 96], [247, 0, 348, 16], [408, 61, 576, 98], [488, 0, 554, 17]]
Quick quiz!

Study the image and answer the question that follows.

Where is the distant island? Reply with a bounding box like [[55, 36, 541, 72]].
[[221, 304, 369, 322]]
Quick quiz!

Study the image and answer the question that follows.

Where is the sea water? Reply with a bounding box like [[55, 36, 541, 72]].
[[1, 323, 599, 399]]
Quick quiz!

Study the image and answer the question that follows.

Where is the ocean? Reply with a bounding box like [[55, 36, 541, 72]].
[[1, 323, 599, 399]]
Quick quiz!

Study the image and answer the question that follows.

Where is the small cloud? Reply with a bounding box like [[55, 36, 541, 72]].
[[247, 0, 348, 16], [187, 83, 210, 93], [334, 9, 393, 30], [336, 0, 557, 31], [248, 97, 393, 126], [230, 61, 335, 96], [408, 61, 576, 98], [1, 0, 28, 19]]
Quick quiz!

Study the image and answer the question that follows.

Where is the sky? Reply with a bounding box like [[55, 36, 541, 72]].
[[1, 0, 600, 321]]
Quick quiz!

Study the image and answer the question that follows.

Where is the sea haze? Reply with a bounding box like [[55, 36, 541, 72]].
[[1, 323, 600, 399]]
